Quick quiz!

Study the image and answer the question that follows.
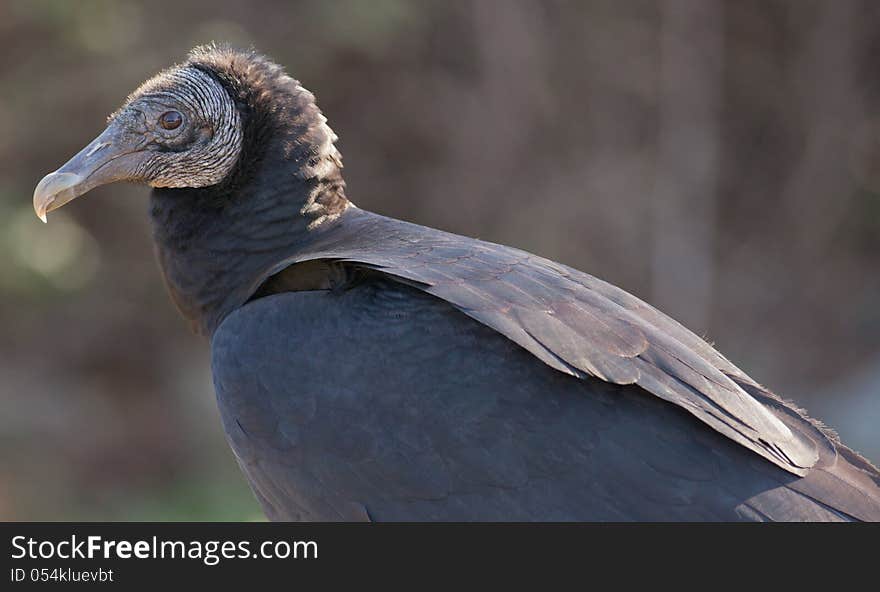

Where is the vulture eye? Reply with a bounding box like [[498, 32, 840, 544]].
[[158, 111, 183, 130]]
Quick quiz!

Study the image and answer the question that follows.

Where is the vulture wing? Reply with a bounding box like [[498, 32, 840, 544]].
[[249, 208, 821, 476]]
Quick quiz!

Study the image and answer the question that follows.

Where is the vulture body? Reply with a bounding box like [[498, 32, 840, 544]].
[[35, 45, 880, 521]]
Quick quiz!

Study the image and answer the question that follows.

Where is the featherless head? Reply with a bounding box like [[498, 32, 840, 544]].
[[33, 44, 345, 221]]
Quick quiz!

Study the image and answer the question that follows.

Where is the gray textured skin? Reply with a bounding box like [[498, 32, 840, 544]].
[[212, 278, 877, 521]]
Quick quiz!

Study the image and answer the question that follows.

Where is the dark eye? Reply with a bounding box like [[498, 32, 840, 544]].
[[158, 111, 183, 130]]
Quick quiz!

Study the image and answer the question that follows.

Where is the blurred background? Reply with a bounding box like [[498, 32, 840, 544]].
[[1, 0, 878, 520]]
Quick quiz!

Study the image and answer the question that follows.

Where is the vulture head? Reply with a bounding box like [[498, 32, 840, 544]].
[[33, 45, 350, 333], [34, 44, 347, 221]]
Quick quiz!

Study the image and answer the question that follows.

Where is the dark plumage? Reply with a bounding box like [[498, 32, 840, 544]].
[[35, 45, 880, 521]]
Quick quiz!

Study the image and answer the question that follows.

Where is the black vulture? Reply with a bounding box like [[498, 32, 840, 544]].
[[33, 45, 880, 521]]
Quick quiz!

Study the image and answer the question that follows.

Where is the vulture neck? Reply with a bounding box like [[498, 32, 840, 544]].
[[149, 89, 352, 337]]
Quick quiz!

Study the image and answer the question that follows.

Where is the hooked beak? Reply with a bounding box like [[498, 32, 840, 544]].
[[33, 122, 145, 223]]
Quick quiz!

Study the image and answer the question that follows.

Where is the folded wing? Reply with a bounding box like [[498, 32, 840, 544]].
[[256, 209, 820, 475]]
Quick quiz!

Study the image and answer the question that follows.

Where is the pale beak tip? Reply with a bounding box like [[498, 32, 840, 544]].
[[33, 171, 83, 224], [33, 197, 52, 223]]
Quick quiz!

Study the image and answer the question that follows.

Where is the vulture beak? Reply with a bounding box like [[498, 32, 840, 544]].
[[33, 122, 144, 223]]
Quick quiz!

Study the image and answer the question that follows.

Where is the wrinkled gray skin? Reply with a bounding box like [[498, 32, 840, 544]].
[[34, 66, 241, 221], [35, 46, 880, 521]]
